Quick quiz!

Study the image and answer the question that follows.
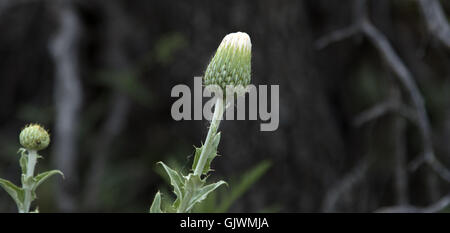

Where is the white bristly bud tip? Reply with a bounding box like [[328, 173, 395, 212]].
[[203, 32, 252, 97]]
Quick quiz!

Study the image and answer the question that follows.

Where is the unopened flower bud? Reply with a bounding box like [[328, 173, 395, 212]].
[[19, 124, 50, 151], [204, 32, 252, 96]]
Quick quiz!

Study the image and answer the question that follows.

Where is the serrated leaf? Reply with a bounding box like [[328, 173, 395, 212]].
[[157, 162, 186, 209], [186, 179, 227, 212], [0, 178, 24, 209], [32, 170, 64, 192], [149, 191, 163, 213], [193, 189, 217, 213], [191, 132, 221, 175]]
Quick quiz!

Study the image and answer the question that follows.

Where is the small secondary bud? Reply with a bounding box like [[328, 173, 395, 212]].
[[19, 124, 50, 151], [204, 32, 252, 96]]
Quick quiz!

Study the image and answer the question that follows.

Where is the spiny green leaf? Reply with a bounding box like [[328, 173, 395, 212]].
[[32, 170, 64, 192], [193, 189, 217, 213], [149, 191, 163, 213], [0, 178, 24, 209], [186, 179, 227, 212], [157, 162, 186, 209]]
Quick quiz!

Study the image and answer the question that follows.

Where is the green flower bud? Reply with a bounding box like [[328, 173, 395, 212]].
[[19, 124, 50, 151], [204, 32, 252, 96]]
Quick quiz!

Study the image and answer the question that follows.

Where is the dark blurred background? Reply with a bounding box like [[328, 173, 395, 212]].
[[1, 0, 450, 213]]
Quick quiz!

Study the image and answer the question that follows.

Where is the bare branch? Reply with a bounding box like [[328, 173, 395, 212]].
[[418, 0, 450, 49], [322, 159, 370, 212], [353, 101, 393, 127], [317, 2, 436, 171], [360, 19, 434, 153], [315, 25, 359, 50], [314, 0, 366, 50], [318, 0, 450, 201], [359, 0, 450, 183], [375, 194, 450, 213], [353, 99, 416, 127], [352, 0, 450, 183], [409, 154, 426, 171], [427, 157, 450, 182]]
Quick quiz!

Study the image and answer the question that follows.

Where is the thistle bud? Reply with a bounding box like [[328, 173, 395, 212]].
[[204, 32, 251, 96], [19, 124, 50, 151]]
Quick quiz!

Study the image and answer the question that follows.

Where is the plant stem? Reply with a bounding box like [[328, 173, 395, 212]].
[[193, 97, 224, 176], [176, 97, 224, 213], [21, 150, 37, 213]]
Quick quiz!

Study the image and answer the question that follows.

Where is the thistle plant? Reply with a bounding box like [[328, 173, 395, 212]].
[[150, 32, 252, 213], [0, 124, 63, 213]]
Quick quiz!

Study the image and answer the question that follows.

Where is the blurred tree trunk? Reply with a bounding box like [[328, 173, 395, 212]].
[[49, 0, 82, 212]]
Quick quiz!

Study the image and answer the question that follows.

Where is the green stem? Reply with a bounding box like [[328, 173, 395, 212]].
[[21, 150, 37, 213], [193, 97, 224, 176], [177, 97, 224, 213]]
